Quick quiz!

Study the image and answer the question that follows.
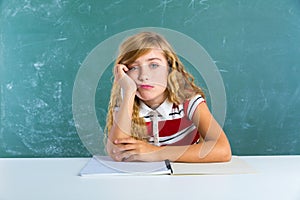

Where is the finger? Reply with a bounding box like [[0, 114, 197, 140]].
[[116, 144, 137, 152], [119, 150, 138, 162], [122, 154, 138, 162], [115, 64, 128, 75], [122, 65, 129, 73], [111, 147, 130, 161], [114, 65, 122, 80], [114, 137, 137, 145], [119, 65, 129, 75]]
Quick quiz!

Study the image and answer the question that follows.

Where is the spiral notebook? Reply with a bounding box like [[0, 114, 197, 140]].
[[79, 155, 255, 176]]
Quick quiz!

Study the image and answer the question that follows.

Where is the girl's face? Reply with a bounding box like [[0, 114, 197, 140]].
[[126, 49, 169, 108]]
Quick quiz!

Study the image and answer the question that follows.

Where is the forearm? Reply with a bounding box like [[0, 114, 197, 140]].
[[106, 94, 135, 157], [107, 93, 135, 145], [158, 137, 232, 163]]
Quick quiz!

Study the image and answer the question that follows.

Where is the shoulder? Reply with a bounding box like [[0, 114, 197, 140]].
[[184, 94, 206, 120]]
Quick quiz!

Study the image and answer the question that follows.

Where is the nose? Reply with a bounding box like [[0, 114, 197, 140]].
[[138, 67, 149, 82]]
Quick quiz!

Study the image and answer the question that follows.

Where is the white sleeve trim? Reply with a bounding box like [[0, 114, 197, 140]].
[[187, 95, 205, 120]]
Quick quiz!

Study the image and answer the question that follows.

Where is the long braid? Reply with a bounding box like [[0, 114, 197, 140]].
[[131, 99, 148, 140]]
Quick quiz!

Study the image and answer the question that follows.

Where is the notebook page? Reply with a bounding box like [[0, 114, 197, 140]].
[[79, 156, 170, 176], [171, 156, 256, 175]]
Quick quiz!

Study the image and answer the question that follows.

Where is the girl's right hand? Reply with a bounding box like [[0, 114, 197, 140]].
[[114, 64, 137, 96]]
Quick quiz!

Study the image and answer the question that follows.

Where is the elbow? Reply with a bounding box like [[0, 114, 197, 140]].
[[221, 149, 232, 162], [208, 139, 232, 162], [196, 142, 232, 163], [215, 135, 232, 162], [218, 144, 232, 162], [105, 139, 114, 159], [106, 145, 119, 161]]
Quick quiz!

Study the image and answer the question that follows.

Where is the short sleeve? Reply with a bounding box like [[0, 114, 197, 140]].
[[184, 95, 206, 120]]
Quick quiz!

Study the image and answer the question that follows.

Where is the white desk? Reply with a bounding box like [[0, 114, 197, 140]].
[[1, 156, 300, 200]]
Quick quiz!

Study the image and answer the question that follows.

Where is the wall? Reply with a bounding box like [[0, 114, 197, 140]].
[[0, 0, 299, 157]]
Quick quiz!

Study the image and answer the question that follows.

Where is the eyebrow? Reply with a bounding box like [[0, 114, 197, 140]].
[[147, 57, 162, 62], [131, 57, 163, 65]]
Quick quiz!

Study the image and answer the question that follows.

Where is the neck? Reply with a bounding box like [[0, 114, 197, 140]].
[[143, 93, 168, 110]]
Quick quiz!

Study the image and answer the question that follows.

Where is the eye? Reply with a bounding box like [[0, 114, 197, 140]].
[[149, 63, 160, 69]]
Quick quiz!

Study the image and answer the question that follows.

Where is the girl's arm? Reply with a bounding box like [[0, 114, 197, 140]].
[[108, 92, 135, 141], [113, 102, 231, 162], [158, 102, 232, 162], [106, 64, 137, 157]]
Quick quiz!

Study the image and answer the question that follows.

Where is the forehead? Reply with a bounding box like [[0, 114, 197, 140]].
[[134, 49, 166, 62]]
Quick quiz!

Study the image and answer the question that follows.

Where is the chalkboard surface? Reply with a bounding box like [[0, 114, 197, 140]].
[[1, 0, 299, 157]]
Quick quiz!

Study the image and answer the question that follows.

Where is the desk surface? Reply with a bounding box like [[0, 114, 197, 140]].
[[1, 156, 300, 200]]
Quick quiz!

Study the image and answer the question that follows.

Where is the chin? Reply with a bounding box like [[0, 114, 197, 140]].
[[137, 95, 154, 101]]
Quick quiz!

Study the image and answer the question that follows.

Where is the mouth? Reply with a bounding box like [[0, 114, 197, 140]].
[[139, 84, 154, 89]]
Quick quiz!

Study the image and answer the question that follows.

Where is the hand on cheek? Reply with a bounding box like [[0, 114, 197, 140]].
[[114, 64, 137, 95]]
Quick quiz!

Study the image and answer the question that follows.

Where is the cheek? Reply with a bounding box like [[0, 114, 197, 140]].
[[127, 73, 138, 82], [151, 70, 168, 87]]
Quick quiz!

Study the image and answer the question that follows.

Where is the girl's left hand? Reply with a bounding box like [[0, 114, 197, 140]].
[[111, 137, 163, 162]]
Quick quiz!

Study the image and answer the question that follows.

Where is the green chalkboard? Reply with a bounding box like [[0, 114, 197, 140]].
[[1, 0, 300, 157]]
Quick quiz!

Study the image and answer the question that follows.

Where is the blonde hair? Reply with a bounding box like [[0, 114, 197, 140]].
[[105, 31, 205, 140]]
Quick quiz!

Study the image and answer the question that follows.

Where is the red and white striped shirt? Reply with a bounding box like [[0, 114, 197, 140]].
[[139, 95, 205, 146]]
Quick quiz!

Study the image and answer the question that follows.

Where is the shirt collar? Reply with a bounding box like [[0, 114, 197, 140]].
[[139, 98, 173, 119]]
